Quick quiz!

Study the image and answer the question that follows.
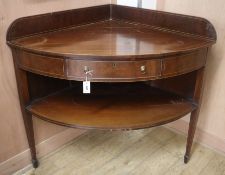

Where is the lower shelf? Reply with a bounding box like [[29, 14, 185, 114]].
[[26, 83, 196, 130]]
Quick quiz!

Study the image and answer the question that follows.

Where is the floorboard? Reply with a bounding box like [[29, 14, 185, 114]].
[[13, 127, 225, 175]]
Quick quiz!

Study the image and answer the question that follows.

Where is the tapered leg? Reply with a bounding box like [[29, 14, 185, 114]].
[[184, 109, 200, 163], [23, 112, 39, 168], [13, 59, 39, 168], [184, 68, 205, 163]]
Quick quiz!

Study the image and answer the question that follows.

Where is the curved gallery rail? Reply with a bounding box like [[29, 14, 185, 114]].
[[7, 4, 216, 168]]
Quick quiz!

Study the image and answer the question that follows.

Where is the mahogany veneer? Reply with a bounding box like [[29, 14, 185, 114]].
[[10, 20, 212, 59], [7, 4, 217, 168], [27, 83, 196, 130]]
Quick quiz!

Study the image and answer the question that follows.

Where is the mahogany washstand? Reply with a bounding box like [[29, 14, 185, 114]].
[[7, 5, 217, 168]]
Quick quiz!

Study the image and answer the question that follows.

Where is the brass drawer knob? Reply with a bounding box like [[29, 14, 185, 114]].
[[140, 65, 146, 74]]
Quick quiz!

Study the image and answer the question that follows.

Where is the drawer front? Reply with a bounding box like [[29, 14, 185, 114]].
[[66, 60, 161, 82], [16, 51, 65, 78], [162, 49, 207, 77]]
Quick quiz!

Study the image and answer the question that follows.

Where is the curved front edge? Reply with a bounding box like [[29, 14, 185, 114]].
[[13, 49, 66, 79], [13, 48, 208, 82], [26, 85, 197, 131]]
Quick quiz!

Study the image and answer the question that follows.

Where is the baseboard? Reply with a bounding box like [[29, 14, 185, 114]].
[[0, 128, 86, 175], [166, 119, 225, 156]]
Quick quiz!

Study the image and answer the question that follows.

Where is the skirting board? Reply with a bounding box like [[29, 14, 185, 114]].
[[166, 119, 225, 156], [0, 128, 86, 175]]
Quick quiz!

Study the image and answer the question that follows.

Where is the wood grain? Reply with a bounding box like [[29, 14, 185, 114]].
[[8, 10, 216, 59], [162, 49, 207, 77], [27, 83, 196, 130], [66, 59, 162, 81], [111, 4, 217, 41]]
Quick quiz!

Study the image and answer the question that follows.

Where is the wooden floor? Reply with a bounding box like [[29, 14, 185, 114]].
[[14, 127, 225, 175]]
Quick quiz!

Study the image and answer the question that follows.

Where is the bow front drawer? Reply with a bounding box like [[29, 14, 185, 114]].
[[66, 59, 161, 82]]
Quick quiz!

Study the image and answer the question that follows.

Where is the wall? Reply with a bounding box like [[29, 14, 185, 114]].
[[157, 0, 225, 154], [0, 1, 110, 175], [111, 0, 117, 4], [112, 0, 164, 9]]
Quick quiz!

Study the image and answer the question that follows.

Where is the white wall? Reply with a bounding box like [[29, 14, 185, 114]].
[[117, 0, 138, 7], [117, 0, 157, 9]]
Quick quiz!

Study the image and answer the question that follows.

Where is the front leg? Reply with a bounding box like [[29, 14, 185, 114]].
[[14, 66, 39, 168], [184, 68, 205, 163], [23, 111, 39, 168], [184, 109, 200, 163]]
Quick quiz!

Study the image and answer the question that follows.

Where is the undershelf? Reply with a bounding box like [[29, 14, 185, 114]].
[[26, 83, 197, 130]]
